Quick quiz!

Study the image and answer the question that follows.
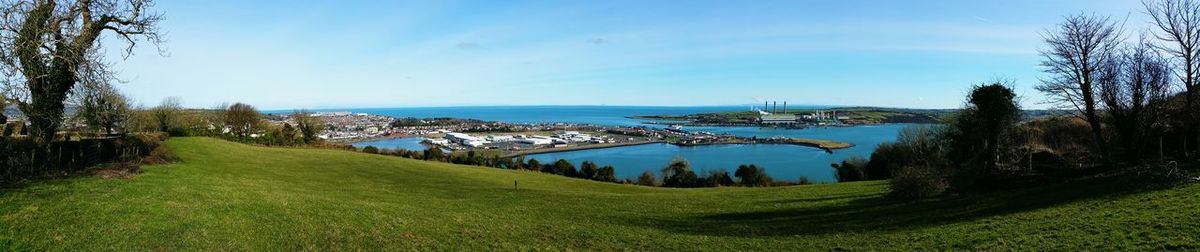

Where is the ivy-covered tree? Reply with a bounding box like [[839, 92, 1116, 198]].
[[0, 0, 163, 144]]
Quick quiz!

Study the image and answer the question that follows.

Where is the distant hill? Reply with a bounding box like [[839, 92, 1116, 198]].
[[633, 106, 1064, 125], [2, 105, 80, 121]]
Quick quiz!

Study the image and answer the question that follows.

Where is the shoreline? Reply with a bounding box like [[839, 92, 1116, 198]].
[[501, 140, 666, 158], [338, 133, 424, 145], [349, 132, 855, 155], [507, 138, 855, 158], [674, 138, 855, 152], [631, 117, 890, 128]]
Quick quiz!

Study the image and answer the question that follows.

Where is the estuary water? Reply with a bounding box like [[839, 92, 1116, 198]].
[[315, 106, 907, 183], [351, 137, 428, 151], [526, 124, 908, 182]]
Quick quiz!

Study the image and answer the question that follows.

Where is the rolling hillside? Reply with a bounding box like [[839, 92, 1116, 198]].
[[1, 137, 1197, 250]]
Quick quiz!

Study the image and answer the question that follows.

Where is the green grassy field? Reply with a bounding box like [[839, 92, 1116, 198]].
[[1, 137, 1197, 250]]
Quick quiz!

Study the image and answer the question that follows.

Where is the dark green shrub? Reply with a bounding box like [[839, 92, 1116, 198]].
[[945, 84, 1021, 190], [580, 161, 599, 179], [660, 158, 698, 187], [889, 165, 948, 199], [510, 156, 526, 170], [734, 164, 773, 187], [549, 159, 576, 176], [636, 171, 657, 186], [865, 125, 947, 180], [832, 156, 868, 182], [797, 176, 811, 185], [423, 147, 445, 161], [595, 166, 617, 182], [701, 170, 735, 187], [362, 146, 379, 154], [526, 159, 542, 172]]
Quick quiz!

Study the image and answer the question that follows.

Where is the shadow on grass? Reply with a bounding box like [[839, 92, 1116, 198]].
[[631, 175, 1164, 237], [762, 193, 876, 204]]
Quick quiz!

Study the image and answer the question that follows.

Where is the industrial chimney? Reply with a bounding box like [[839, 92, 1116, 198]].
[[772, 101, 777, 114], [783, 102, 787, 114]]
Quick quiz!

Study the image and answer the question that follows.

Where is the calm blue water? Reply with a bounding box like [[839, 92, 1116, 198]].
[[352, 137, 428, 151], [299, 106, 906, 183], [527, 124, 908, 183]]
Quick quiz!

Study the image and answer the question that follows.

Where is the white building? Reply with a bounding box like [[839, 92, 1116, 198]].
[[426, 138, 450, 145], [518, 136, 554, 145], [445, 132, 485, 147], [555, 131, 595, 142], [486, 135, 516, 142]]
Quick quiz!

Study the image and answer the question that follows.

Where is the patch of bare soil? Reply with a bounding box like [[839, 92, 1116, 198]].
[[93, 163, 142, 179]]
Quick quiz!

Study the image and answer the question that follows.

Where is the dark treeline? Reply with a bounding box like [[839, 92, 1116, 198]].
[[1, 133, 172, 184], [829, 0, 1200, 200], [2, 95, 332, 184], [836, 80, 1193, 200]]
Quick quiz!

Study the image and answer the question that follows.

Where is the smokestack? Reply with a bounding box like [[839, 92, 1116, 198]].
[[765, 101, 769, 113], [783, 102, 787, 114], [772, 101, 777, 114]]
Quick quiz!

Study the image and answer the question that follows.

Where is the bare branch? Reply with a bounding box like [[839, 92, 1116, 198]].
[[1037, 13, 1123, 164]]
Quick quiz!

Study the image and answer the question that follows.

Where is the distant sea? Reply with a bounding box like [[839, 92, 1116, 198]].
[[280, 105, 906, 183]]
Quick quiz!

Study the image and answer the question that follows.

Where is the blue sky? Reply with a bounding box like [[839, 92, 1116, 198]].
[[106, 0, 1143, 110]]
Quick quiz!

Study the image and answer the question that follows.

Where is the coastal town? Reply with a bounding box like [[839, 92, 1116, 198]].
[[265, 110, 854, 156]]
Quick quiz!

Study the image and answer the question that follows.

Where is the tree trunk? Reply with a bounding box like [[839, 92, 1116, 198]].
[[1187, 86, 1198, 159], [25, 70, 76, 145], [1082, 92, 1110, 167], [1185, 57, 1197, 159]]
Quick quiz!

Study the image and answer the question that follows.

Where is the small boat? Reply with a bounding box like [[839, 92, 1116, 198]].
[[666, 125, 685, 132]]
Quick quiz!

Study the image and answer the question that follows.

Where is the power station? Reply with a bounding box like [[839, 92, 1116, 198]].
[[755, 101, 842, 126]]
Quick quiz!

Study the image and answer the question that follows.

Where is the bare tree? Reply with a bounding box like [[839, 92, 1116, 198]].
[[0, 0, 163, 144], [1037, 14, 1123, 166], [1098, 37, 1175, 163], [73, 82, 128, 135], [224, 102, 260, 138], [1145, 0, 1200, 156]]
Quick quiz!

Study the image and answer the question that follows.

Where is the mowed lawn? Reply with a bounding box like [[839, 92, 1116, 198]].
[[1, 137, 1198, 250]]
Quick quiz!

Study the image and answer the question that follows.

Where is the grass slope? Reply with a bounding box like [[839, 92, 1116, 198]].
[[1, 137, 1198, 250]]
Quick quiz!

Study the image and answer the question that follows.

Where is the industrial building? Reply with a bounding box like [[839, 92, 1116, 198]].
[[445, 132, 485, 147], [758, 101, 798, 124], [486, 135, 515, 142], [760, 114, 798, 124], [517, 136, 555, 145]]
